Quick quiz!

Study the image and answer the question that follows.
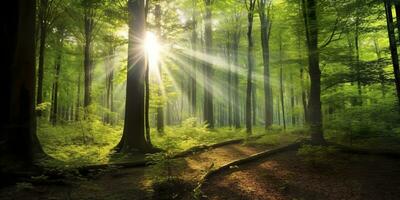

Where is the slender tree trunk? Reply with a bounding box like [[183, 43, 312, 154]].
[[384, 0, 400, 110], [50, 33, 63, 125], [191, 0, 197, 117], [355, 17, 363, 106], [290, 74, 296, 126], [259, 0, 273, 129], [279, 37, 286, 130], [83, 7, 94, 111], [226, 42, 233, 127], [252, 83, 257, 126], [245, 0, 256, 135], [154, 1, 164, 133], [76, 72, 81, 121], [233, 30, 241, 129], [104, 42, 115, 124], [36, 0, 49, 117], [203, 0, 214, 128]]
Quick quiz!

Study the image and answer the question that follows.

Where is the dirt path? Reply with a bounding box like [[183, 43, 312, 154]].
[[0, 142, 274, 200], [202, 150, 400, 200]]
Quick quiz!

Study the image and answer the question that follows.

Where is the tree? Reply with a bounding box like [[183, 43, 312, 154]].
[[50, 24, 66, 125], [384, 0, 400, 110], [302, 0, 325, 144], [116, 0, 152, 153], [82, 0, 97, 110], [36, 0, 60, 116], [203, 0, 215, 128], [258, 0, 273, 129], [245, 0, 256, 134], [1, 0, 45, 167]]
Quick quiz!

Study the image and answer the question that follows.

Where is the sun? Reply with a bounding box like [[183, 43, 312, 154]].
[[144, 31, 160, 73]]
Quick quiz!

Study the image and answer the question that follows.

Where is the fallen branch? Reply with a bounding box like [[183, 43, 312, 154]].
[[196, 140, 305, 197]]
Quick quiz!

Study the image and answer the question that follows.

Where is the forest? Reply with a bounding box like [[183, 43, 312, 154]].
[[1, 0, 400, 199]]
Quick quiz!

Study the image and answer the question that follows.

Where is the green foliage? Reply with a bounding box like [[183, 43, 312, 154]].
[[297, 145, 338, 166], [37, 118, 121, 166], [152, 118, 249, 152], [325, 98, 400, 141]]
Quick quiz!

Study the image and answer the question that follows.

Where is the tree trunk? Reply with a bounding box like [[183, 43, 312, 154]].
[[1, 0, 45, 167], [259, 0, 273, 129], [279, 37, 286, 130], [191, 0, 197, 117], [155, 1, 164, 133], [245, 0, 256, 135], [384, 0, 400, 110], [36, 0, 49, 117], [50, 31, 64, 126], [116, 0, 151, 153], [232, 28, 241, 129], [303, 0, 325, 144], [83, 7, 94, 111], [290, 74, 296, 126], [203, 0, 214, 128], [76, 72, 81, 121]]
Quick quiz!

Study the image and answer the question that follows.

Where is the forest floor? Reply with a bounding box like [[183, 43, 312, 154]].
[[1, 138, 400, 200]]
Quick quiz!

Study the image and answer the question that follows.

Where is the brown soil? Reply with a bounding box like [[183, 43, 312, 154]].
[[202, 150, 400, 200], [0, 143, 271, 200]]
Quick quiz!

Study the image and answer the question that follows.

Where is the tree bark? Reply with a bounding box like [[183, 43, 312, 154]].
[[116, 0, 151, 153], [384, 0, 400, 110], [191, 0, 197, 117], [83, 6, 94, 111], [303, 0, 325, 144], [50, 29, 64, 125], [232, 23, 241, 129], [279, 36, 286, 130], [203, 0, 214, 128], [36, 0, 49, 117], [155, 1, 164, 133], [245, 0, 256, 135], [259, 0, 273, 129], [1, 0, 45, 166]]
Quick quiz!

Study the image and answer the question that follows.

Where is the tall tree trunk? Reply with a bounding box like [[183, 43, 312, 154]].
[[116, 0, 151, 153], [50, 31, 64, 125], [290, 74, 296, 126], [303, 0, 325, 144], [76, 72, 81, 121], [154, 1, 164, 133], [191, 0, 197, 117], [384, 0, 400, 110], [105, 45, 115, 124], [83, 6, 94, 111], [252, 83, 257, 126], [245, 0, 256, 135], [2, 0, 45, 166], [36, 0, 49, 117], [226, 42, 233, 127], [355, 16, 362, 106], [259, 0, 273, 129], [203, 0, 214, 128], [232, 28, 241, 129], [279, 37, 286, 130]]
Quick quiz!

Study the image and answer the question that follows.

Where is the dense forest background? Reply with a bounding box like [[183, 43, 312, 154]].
[[2, 0, 400, 171]]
